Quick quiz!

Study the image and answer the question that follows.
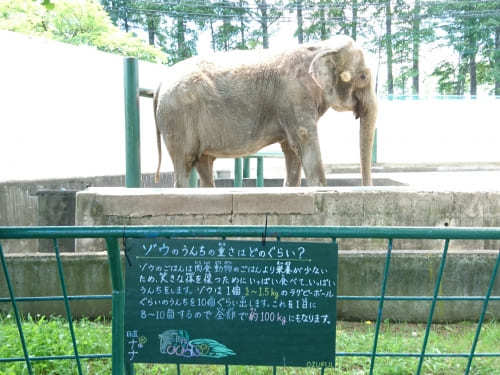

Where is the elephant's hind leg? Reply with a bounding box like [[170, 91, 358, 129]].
[[280, 141, 302, 187], [172, 154, 196, 188], [196, 155, 216, 187]]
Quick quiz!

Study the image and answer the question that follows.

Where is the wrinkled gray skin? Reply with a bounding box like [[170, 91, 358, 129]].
[[154, 35, 377, 187]]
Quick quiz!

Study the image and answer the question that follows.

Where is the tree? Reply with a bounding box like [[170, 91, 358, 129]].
[[248, 0, 283, 48], [429, 0, 499, 96], [209, 0, 249, 51], [299, 0, 349, 42], [1, 0, 167, 63], [101, 0, 132, 32]]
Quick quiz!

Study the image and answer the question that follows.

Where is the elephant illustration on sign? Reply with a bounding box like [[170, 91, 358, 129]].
[[153, 35, 377, 187]]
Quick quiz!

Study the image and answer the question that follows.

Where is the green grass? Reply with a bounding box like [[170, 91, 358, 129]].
[[0, 314, 499, 375]]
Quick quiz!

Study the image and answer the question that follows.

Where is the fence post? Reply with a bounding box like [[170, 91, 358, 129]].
[[243, 157, 250, 178], [124, 57, 141, 188], [105, 238, 126, 375], [189, 169, 198, 188], [257, 157, 264, 187], [371, 128, 378, 165], [234, 158, 243, 187]]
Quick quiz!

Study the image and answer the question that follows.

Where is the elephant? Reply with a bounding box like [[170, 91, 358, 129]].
[[153, 35, 377, 188]]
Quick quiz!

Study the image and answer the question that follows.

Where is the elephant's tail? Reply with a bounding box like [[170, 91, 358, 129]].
[[153, 85, 162, 184]]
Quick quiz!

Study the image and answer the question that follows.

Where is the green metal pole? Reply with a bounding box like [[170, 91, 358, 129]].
[[105, 238, 126, 375], [124, 57, 141, 188], [234, 158, 243, 187], [257, 157, 264, 187], [371, 128, 378, 165], [243, 157, 250, 178], [464, 250, 500, 375], [0, 243, 33, 375], [53, 239, 83, 375], [416, 239, 450, 375], [369, 238, 393, 375], [189, 169, 198, 188]]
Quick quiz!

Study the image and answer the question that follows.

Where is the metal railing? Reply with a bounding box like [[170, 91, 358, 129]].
[[1, 225, 499, 375]]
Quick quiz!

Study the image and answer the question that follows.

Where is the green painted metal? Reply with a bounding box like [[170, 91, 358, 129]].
[[2, 225, 500, 240], [416, 239, 450, 375], [105, 238, 126, 375], [369, 239, 393, 375], [1, 225, 500, 375], [371, 128, 378, 165], [257, 156, 264, 187], [124, 57, 141, 188], [243, 157, 250, 178], [0, 243, 33, 374], [234, 158, 243, 187], [53, 239, 83, 375], [0, 295, 110, 303], [189, 168, 198, 188], [464, 249, 500, 375]]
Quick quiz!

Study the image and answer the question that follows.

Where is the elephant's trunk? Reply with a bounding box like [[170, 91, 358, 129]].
[[355, 88, 377, 186]]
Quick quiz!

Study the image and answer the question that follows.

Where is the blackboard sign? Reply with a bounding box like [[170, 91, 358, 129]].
[[124, 238, 337, 367]]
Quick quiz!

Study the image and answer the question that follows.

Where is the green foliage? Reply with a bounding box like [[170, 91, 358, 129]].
[[0, 0, 167, 63], [427, 0, 499, 95]]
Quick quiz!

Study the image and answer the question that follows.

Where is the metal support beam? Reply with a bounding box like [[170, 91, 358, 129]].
[[124, 57, 141, 188]]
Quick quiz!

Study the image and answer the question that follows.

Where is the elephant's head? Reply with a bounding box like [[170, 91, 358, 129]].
[[308, 37, 378, 186]]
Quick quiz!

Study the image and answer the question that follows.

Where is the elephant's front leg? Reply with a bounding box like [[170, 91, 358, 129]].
[[288, 125, 326, 187], [280, 141, 302, 187]]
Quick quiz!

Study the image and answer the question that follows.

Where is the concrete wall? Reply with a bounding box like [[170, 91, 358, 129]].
[[75, 187, 500, 252], [1, 186, 499, 321], [0, 173, 173, 253], [0, 174, 399, 253], [1, 250, 498, 322]]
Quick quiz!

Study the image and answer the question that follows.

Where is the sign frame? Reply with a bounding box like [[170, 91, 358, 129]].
[[124, 238, 338, 368]]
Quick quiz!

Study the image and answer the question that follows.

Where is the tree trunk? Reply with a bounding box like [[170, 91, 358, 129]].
[[466, 33, 478, 97], [412, 0, 420, 96], [147, 17, 155, 46], [239, 0, 246, 49], [177, 16, 187, 58], [470, 53, 477, 97], [223, 14, 231, 51], [495, 26, 500, 96], [296, 0, 304, 44], [210, 20, 216, 51], [351, 0, 358, 41], [385, 0, 394, 96], [257, 0, 269, 48], [320, 3, 327, 40], [457, 57, 467, 96]]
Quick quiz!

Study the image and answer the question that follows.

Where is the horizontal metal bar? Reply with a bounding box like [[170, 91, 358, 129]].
[[0, 354, 112, 363], [139, 88, 154, 98], [0, 295, 111, 303], [1, 225, 500, 240], [338, 296, 500, 301], [1, 295, 496, 304], [2, 352, 497, 362], [336, 352, 500, 358]]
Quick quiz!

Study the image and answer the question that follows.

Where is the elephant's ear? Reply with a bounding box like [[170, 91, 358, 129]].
[[308, 38, 353, 95]]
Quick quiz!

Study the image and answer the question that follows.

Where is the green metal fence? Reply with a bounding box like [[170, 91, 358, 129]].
[[1, 225, 499, 375]]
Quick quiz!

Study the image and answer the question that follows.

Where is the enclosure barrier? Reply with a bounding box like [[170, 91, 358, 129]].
[[1, 225, 499, 375]]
